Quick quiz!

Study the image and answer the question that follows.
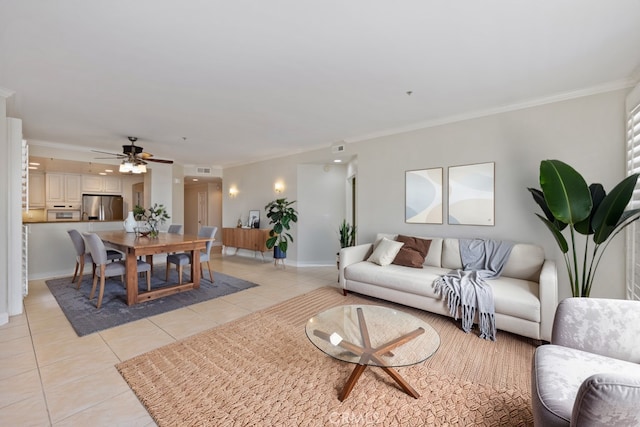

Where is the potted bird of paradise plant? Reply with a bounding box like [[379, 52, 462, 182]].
[[528, 159, 640, 297]]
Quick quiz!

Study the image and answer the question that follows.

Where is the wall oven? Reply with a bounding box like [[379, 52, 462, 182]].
[[47, 210, 81, 222]]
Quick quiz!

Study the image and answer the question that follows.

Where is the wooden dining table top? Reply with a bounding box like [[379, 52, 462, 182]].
[[94, 230, 210, 248]]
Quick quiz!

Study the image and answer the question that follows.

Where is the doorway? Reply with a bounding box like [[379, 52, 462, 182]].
[[197, 191, 207, 232], [132, 182, 144, 208], [183, 178, 222, 241]]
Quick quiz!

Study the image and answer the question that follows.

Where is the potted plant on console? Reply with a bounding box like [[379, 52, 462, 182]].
[[265, 198, 298, 261]]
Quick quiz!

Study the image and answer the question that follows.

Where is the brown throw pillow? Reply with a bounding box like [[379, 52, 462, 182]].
[[392, 235, 432, 268]]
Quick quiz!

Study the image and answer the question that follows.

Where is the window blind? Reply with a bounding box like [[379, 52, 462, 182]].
[[626, 84, 640, 300]]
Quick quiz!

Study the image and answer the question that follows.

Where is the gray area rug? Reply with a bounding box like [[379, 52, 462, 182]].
[[46, 266, 259, 336]]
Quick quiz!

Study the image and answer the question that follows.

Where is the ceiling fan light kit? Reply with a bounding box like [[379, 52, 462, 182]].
[[93, 136, 174, 174], [119, 161, 146, 174]]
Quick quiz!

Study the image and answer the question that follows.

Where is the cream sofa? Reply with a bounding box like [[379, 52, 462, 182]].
[[339, 234, 558, 341]]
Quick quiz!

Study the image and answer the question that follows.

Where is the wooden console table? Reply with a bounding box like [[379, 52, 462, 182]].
[[222, 227, 270, 258]]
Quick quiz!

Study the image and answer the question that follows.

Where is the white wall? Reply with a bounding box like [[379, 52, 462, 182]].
[[0, 93, 25, 323], [146, 163, 173, 229], [223, 148, 342, 264], [224, 88, 630, 300], [26, 221, 125, 280], [297, 163, 347, 266], [171, 165, 185, 228]]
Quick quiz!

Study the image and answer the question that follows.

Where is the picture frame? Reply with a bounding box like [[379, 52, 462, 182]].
[[405, 168, 443, 224], [448, 162, 495, 226], [249, 210, 260, 229]]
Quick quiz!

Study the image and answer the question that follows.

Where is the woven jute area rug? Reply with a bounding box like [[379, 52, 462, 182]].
[[117, 287, 536, 426]]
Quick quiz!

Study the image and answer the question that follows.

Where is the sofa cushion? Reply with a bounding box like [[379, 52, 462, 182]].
[[423, 238, 443, 268], [345, 262, 541, 323], [392, 235, 431, 268], [442, 238, 463, 270], [374, 234, 444, 268], [489, 277, 540, 322], [345, 262, 448, 299], [441, 239, 544, 281], [367, 238, 404, 266], [502, 244, 545, 282]]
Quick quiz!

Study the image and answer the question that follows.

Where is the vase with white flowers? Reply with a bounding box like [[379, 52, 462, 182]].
[[133, 203, 170, 238]]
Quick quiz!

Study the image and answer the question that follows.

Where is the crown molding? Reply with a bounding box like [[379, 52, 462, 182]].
[[344, 78, 637, 144], [27, 139, 95, 152]]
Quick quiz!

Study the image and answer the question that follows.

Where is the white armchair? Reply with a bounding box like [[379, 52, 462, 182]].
[[531, 297, 640, 426]]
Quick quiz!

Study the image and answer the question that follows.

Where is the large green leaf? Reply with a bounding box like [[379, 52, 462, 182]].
[[617, 209, 640, 227], [540, 160, 592, 225], [266, 235, 278, 249], [592, 174, 639, 243], [575, 183, 606, 235], [528, 187, 568, 230], [536, 214, 569, 253]]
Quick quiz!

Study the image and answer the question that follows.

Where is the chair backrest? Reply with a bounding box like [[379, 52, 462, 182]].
[[199, 226, 218, 257], [168, 224, 183, 234], [67, 229, 87, 257], [83, 233, 108, 265]]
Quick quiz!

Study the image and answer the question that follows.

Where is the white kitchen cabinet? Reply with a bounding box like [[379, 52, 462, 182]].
[[29, 172, 45, 208], [103, 175, 122, 193], [45, 173, 65, 203], [65, 174, 81, 203], [46, 173, 81, 206], [81, 175, 102, 193], [81, 174, 122, 194]]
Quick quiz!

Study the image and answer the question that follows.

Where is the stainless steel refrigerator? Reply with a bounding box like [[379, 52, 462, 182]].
[[82, 194, 124, 221]]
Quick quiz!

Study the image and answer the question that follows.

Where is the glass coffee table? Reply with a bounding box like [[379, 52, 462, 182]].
[[306, 304, 440, 401]]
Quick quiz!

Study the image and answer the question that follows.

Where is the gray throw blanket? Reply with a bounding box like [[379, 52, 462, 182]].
[[434, 239, 514, 341]]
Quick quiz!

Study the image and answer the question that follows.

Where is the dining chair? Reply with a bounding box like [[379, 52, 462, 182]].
[[67, 229, 123, 289], [167, 224, 183, 234], [165, 226, 217, 284], [83, 232, 152, 308]]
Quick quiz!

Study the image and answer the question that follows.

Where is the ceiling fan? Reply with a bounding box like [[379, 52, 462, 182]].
[[93, 137, 174, 173]]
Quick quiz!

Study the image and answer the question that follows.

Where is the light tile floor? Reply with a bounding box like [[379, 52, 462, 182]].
[[0, 254, 337, 426]]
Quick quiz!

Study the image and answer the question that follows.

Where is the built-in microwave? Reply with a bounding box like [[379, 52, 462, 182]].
[[47, 210, 81, 222]]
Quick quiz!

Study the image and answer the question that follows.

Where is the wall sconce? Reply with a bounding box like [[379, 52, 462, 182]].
[[274, 182, 284, 194], [229, 187, 238, 198]]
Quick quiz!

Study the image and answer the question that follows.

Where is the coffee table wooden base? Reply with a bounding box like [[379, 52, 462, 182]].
[[313, 307, 425, 401], [338, 363, 420, 402]]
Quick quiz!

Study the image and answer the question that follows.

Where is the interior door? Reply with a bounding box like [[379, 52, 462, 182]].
[[197, 191, 208, 231]]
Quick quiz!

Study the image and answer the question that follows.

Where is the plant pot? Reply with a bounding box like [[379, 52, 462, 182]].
[[274, 246, 287, 259]]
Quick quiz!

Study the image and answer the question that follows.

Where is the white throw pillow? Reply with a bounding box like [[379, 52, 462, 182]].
[[367, 237, 404, 266]]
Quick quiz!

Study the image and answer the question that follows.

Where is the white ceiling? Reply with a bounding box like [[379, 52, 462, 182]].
[[2, 1, 640, 168]]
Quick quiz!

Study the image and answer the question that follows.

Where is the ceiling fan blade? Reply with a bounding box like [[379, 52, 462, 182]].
[[145, 158, 174, 164], [139, 152, 154, 159], [91, 149, 125, 157]]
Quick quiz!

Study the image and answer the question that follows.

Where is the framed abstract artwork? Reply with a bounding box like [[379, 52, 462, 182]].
[[448, 162, 495, 226], [249, 210, 260, 228], [405, 168, 443, 224]]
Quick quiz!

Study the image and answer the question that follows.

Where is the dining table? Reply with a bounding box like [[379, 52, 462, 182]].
[[95, 230, 210, 305]]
